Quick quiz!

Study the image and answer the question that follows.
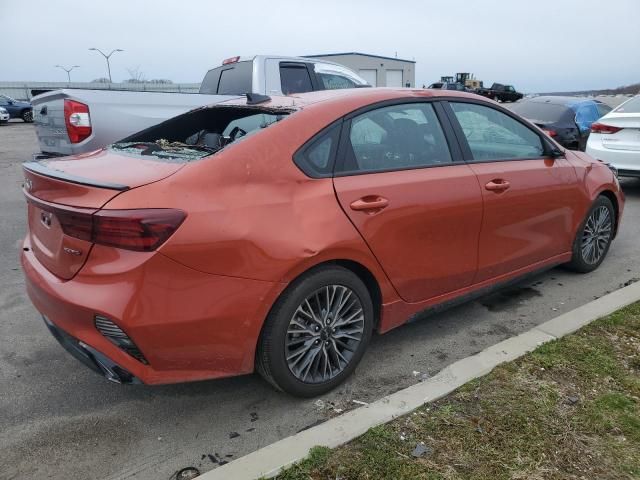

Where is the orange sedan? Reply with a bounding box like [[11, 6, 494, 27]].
[[21, 89, 624, 397]]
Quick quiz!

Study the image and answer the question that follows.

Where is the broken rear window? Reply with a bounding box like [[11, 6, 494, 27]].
[[113, 106, 292, 162]]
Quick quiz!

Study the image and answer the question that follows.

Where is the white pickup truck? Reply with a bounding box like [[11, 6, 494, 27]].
[[32, 55, 368, 158]]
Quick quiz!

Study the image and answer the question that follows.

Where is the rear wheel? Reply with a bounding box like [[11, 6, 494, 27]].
[[257, 266, 373, 397], [22, 110, 33, 123], [566, 196, 615, 273]]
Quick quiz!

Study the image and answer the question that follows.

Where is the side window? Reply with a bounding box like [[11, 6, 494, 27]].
[[280, 65, 313, 95], [317, 73, 356, 90], [450, 102, 544, 161], [293, 124, 340, 177], [339, 103, 453, 174], [0, 96, 8, 106]]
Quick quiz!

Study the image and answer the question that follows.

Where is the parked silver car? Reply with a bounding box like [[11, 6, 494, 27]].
[[0, 107, 9, 124]]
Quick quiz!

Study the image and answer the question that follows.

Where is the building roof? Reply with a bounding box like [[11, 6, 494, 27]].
[[304, 52, 416, 64]]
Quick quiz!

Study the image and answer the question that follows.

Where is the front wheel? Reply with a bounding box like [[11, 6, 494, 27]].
[[566, 196, 615, 273], [22, 110, 33, 123], [257, 266, 374, 397]]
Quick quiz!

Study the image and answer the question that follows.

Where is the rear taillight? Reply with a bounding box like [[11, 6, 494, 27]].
[[222, 56, 240, 65], [543, 129, 557, 137], [32, 199, 186, 251], [91, 209, 186, 251], [64, 99, 92, 143], [590, 122, 622, 134]]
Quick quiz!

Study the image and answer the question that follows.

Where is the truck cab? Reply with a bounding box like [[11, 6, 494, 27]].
[[199, 55, 369, 95]]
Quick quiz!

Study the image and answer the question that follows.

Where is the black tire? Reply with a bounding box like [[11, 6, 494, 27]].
[[22, 109, 33, 123], [566, 196, 615, 273], [256, 266, 374, 397]]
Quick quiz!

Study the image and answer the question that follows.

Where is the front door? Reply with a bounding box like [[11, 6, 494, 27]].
[[332, 101, 483, 303], [446, 100, 582, 282]]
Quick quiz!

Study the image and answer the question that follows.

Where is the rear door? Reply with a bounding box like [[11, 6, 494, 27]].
[[444, 100, 583, 282], [332, 101, 483, 303]]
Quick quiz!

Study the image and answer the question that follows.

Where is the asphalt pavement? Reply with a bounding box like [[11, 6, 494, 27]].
[[1, 120, 638, 480]]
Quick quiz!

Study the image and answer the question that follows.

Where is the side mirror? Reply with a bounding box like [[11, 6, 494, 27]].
[[548, 146, 564, 158], [7, 100, 13, 105]]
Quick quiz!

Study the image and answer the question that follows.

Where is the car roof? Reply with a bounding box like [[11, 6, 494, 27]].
[[216, 87, 481, 112]]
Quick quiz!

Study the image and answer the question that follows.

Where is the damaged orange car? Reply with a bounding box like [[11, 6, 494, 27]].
[[22, 88, 624, 397]]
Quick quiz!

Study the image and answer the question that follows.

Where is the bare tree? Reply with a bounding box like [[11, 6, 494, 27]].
[[124, 66, 146, 83]]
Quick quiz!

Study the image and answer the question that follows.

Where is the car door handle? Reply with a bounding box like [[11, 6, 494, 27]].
[[485, 179, 510, 192], [350, 196, 389, 212]]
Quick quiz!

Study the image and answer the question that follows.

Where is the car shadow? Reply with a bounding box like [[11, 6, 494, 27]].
[[620, 177, 640, 198]]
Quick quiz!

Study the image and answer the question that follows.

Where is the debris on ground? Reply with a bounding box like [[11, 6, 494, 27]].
[[175, 467, 200, 479], [565, 395, 580, 405], [411, 442, 432, 458], [314, 399, 325, 409], [250, 412, 259, 422], [352, 400, 368, 406], [229, 431, 240, 439]]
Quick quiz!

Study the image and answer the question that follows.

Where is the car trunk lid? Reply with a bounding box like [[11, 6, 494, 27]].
[[23, 149, 187, 279], [600, 115, 640, 152]]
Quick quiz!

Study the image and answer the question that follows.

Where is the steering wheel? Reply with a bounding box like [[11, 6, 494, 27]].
[[229, 126, 248, 142]]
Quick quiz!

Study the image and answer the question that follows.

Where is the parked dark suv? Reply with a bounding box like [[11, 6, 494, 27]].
[[0, 95, 33, 122]]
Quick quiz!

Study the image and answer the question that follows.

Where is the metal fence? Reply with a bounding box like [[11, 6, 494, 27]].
[[0, 81, 201, 100]]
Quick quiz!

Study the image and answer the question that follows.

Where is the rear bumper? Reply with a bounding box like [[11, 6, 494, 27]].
[[33, 152, 64, 161], [586, 140, 640, 174], [43, 315, 142, 384], [21, 237, 285, 385]]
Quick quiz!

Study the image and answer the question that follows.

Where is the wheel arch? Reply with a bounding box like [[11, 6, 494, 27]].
[[597, 189, 620, 237]]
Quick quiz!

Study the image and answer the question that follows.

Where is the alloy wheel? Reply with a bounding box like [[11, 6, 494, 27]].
[[580, 205, 612, 265], [285, 285, 364, 384]]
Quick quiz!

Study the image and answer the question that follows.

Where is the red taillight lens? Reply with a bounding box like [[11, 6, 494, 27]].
[[33, 198, 186, 251], [64, 99, 92, 144], [543, 129, 557, 137], [590, 122, 622, 134], [92, 209, 186, 251]]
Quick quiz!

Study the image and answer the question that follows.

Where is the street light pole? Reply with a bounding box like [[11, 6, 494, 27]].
[[55, 65, 80, 83], [88, 48, 124, 83]]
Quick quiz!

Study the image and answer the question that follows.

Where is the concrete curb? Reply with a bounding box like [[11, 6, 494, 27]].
[[199, 280, 640, 480]]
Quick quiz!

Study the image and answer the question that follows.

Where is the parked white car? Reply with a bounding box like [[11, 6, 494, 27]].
[[586, 95, 640, 177], [0, 107, 9, 124]]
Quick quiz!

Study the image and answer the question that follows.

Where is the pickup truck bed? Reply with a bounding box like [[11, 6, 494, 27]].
[[32, 89, 237, 157]]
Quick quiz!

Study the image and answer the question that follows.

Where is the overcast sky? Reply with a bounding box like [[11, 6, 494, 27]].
[[1, 0, 638, 92]]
